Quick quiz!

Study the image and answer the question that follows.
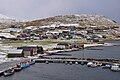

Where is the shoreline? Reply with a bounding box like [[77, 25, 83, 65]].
[[98, 38, 120, 41]]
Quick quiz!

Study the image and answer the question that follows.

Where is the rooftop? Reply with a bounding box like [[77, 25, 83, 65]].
[[8, 49, 23, 54]]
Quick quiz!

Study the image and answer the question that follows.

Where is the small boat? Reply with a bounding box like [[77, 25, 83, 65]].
[[87, 62, 98, 68], [111, 64, 120, 71], [45, 61, 49, 64], [20, 62, 30, 69], [102, 64, 112, 69], [81, 61, 84, 65], [29, 59, 35, 65], [0, 70, 4, 76], [75, 62, 79, 65], [64, 61, 68, 65], [14, 64, 22, 72], [96, 62, 102, 66], [69, 61, 72, 65], [4, 68, 14, 77]]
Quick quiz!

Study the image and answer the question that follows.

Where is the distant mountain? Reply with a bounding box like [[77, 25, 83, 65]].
[[21, 14, 119, 28], [0, 14, 19, 29], [0, 14, 119, 29]]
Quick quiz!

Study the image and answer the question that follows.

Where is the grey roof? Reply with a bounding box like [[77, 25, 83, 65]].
[[8, 49, 23, 54]]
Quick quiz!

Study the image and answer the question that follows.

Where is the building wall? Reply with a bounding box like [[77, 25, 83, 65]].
[[7, 53, 24, 58], [17, 46, 44, 56], [23, 51, 31, 57]]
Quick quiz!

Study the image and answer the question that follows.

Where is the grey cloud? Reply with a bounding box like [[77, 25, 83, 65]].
[[0, 0, 120, 23]]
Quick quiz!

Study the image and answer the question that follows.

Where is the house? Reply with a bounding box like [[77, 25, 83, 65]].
[[86, 28, 95, 34], [7, 49, 24, 58], [17, 45, 44, 57], [0, 33, 16, 40], [1, 28, 22, 33], [0, 52, 7, 59]]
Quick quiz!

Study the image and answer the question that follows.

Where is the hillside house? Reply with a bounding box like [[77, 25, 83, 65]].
[[0, 33, 17, 40]]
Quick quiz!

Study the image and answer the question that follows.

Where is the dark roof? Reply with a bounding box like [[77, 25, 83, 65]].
[[17, 46, 43, 51]]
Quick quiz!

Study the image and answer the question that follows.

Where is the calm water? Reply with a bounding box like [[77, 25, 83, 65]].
[[51, 40, 120, 59], [0, 63, 120, 80], [0, 40, 120, 80]]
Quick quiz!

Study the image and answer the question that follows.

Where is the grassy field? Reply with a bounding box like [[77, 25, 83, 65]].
[[1, 39, 90, 47]]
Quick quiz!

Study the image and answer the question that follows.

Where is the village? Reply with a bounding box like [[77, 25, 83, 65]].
[[0, 0, 120, 79], [0, 23, 119, 61], [0, 21, 120, 77]]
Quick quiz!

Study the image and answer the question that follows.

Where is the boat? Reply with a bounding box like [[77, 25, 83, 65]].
[[45, 61, 49, 64], [0, 70, 4, 76], [102, 64, 112, 69], [111, 64, 120, 71], [4, 68, 14, 76], [64, 61, 68, 65], [80, 61, 84, 65], [14, 64, 22, 72], [87, 62, 97, 67], [96, 62, 102, 66], [20, 62, 30, 69], [29, 59, 35, 65], [75, 62, 79, 65], [69, 61, 72, 65]]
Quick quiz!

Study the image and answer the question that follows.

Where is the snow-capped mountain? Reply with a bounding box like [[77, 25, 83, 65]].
[[22, 14, 118, 27], [0, 14, 18, 23], [0, 14, 19, 29], [0, 14, 119, 29]]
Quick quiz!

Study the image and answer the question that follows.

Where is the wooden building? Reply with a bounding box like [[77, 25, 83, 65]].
[[17, 45, 44, 57]]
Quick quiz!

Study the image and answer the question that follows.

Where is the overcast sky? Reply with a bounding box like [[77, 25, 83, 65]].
[[0, 0, 120, 23]]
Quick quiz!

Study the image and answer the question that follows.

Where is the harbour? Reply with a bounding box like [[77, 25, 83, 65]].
[[0, 0, 120, 79], [0, 40, 120, 80]]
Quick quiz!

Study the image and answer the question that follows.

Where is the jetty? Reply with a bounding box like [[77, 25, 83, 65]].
[[35, 57, 120, 65]]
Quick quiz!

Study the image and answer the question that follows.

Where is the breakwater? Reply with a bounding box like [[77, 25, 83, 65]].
[[35, 57, 120, 65]]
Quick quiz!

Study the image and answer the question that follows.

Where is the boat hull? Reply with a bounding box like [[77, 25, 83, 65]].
[[0, 71, 4, 76], [111, 66, 120, 72], [4, 69, 14, 77], [30, 60, 35, 65], [14, 67, 22, 72], [21, 64, 30, 69]]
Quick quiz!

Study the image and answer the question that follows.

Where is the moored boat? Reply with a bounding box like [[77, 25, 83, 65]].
[[29, 59, 35, 65], [87, 61, 101, 68], [111, 64, 120, 71], [45, 61, 49, 64], [14, 64, 22, 72], [87, 62, 97, 67], [69, 61, 72, 65], [20, 62, 30, 69], [102, 64, 112, 69], [4, 68, 14, 77], [0, 70, 4, 76], [75, 62, 79, 65], [64, 61, 68, 65]]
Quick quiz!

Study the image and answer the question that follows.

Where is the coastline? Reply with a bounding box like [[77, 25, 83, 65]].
[[98, 38, 120, 41]]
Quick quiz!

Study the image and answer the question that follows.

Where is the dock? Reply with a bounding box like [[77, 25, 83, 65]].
[[35, 57, 120, 65]]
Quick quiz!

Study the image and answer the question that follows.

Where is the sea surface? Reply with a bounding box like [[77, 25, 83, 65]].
[[0, 40, 120, 80], [50, 40, 120, 59]]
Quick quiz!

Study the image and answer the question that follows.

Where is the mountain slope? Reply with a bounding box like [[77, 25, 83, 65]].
[[0, 14, 119, 29], [0, 14, 18, 29], [22, 14, 119, 28]]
